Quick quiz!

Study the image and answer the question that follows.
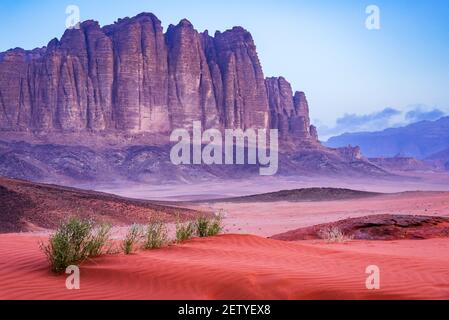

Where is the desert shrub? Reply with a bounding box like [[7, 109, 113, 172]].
[[195, 214, 224, 237], [122, 224, 144, 255], [86, 223, 112, 257], [175, 211, 224, 243], [195, 216, 210, 238], [318, 226, 353, 243], [175, 220, 195, 243], [207, 213, 224, 237], [40, 217, 107, 273], [143, 219, 168, 249]]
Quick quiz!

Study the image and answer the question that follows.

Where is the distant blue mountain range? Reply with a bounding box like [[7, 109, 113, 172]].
[[325, 117, 449, 160]]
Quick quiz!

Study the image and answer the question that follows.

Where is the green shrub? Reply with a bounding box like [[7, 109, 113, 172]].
[[175, 220, 195, 243], [144, 219, 168, 249], [195, 215, 223, 238], [86, 223, 112, 257], [195, 216, 210, 238], [40, 217, 107, 273], [122, 224, 144, 255], [207, 214, 223, 237]]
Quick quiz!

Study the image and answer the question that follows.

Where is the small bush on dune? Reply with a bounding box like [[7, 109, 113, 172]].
[[207, 214, 224, 237], [176, 220, 195, 243], [40, 231, 75, 273], [195, 214, 223, 238], [144, 219, 168, 249], [86, 223, 112, 257], [40, 217, 110, 273], [318, 226, 353, 243], [195, 216, 210, 238], [122, 224, 144, 255], [176, 211, 225, 243]]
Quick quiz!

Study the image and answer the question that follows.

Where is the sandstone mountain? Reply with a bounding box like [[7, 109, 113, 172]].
[[0, 13, 316, 144], [0, 12, 388, 183]]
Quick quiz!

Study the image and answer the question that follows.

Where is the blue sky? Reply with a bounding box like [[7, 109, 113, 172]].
[[1, 0, 448, 137]]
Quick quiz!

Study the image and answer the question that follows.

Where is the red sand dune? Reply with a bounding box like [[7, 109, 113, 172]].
[[1, 233, 448, 300]]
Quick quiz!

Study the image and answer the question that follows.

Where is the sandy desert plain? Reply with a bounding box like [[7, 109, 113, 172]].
[[1, 173, 449, 300]]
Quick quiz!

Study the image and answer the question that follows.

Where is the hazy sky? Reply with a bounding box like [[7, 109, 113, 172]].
[[1, 0, 448, 135]]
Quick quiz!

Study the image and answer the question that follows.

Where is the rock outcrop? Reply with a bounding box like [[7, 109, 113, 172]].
[[0, 12, 317, 144], [265, 77, 316, 141], [271, 214, 449, 241]]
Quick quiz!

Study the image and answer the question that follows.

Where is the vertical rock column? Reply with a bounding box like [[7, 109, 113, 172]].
[[266, 77, 295, 137], [266, 77, 318, 142], [212, 27, 269, 130], [104, 13, 170, 132], [165, 19, 219, 130]]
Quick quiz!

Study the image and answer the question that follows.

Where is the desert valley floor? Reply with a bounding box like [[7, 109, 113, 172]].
[[1, 177, 449, 300]]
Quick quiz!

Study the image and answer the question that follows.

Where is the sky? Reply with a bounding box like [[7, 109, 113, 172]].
[[1, 0, 448, 138]]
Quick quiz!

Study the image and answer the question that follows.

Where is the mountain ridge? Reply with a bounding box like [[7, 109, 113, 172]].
[[326, 116, 449, 159]]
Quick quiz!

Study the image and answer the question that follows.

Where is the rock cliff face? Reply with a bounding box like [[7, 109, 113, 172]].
[[265, 77, 316, 141], [0, 12, 317, 144]]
